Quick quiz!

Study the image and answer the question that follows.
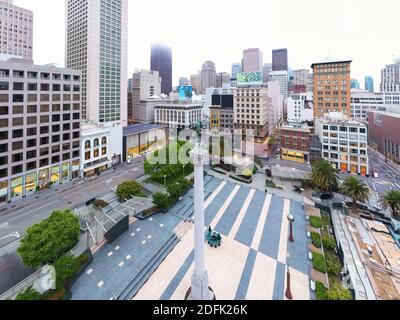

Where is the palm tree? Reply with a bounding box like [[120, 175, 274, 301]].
[[380, 190, 400, 219], [340, 176, 370, 212], [310, 159, 339, 194]]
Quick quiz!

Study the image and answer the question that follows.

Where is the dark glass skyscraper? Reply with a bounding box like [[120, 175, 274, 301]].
[[151, 44, 172, 95], [272, 48, 288, 71]]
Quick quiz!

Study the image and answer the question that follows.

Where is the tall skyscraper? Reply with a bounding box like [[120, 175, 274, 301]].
[[231, 63, 242, 80], [312, 59, 352, 119], [65, 0, 128, 125], [365, 76, 374, 93], [272, 48, 288, 71], [0, 0, 33, 59], [151, 43, 172, 95], [351, 79, 360, 89], [216, 72, 231, 88], [380, 60, 400, 92], [200, 61, 217, 94], [263, 63, 272, 83], [243, 48, 263, 73]]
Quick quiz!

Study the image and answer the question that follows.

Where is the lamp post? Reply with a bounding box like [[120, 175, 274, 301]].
[[285, 253, 293, 300], [163, 175, 167, 188], [288, 214, 295, 242], [182, 164, 185, 177]]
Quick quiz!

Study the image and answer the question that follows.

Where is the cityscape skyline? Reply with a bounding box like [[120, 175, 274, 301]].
[[13, 0, 400, 89]]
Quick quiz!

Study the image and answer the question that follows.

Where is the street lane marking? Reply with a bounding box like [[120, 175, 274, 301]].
[[372, 182, 377, 191], [126, 255, 131, 260], [87, 269, 93, 275], [108, 252, 113, 257], [97, 281, 104, 288], [106, 179, 113, 184], [118, 261, 124, 267]]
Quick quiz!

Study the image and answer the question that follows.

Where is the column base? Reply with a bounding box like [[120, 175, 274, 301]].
[[185, 272, 216, 301]]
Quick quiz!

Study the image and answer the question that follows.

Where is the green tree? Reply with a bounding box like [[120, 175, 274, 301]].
[[152, 192, 171, 211], [268, 135, 276, 146], [326, 283, 353, 300], [380, 190, 400, 219], [116, 180, 145, 200], [340, 176, 370, 212], [310, 159, 339, 194], [145, 140, 194, 185], [17, 210, 80, 268]]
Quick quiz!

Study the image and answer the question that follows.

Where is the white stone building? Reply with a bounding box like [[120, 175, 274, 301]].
[[269, 70, 288, 98], [154, 101, 203, 129], [316, 113, 369, 176], [287, 92, 314, 122], [81, 122, 123, 177]]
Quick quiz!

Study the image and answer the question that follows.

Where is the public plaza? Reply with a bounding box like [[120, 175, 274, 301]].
[[70, 175, 313, 300]]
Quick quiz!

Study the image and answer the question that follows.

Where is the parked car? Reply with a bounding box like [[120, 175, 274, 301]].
[[293, 186, 304, 194]]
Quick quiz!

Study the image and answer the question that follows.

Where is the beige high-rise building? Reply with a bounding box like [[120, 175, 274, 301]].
[[190, 74, 200, 94], [234, 87, 269, 140], [65, 0, 128, 126], [0, 0, 33, 59], [200, 61, 217, 94], [128, 70, 161, 124], [293, 69, 310, 86]]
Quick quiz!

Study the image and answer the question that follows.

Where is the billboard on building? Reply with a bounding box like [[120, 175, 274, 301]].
[[178, 85, 193, 100], [237, 72, 263, 86]]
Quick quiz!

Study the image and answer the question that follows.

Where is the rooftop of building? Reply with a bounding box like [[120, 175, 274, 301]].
[[311, 58, 352, 67], [343, 216, 400, 300], [369, 109, 400, 119], [281, 121, 311, 132], [318, 112, 367, 126], [0, 55, 81, 74], [123, 123, 167, 137]]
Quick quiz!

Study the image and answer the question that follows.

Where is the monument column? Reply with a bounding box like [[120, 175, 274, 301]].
[[187, 142, 214, 300]]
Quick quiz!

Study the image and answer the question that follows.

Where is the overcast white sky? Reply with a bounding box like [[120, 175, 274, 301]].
[[14, 0, 400, 89]]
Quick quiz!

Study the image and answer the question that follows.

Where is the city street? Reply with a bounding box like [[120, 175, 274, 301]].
[[0, 159, 145, 251]]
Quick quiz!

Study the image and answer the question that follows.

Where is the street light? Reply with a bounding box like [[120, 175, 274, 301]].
[[288, 214, 295, 242], [182, 164, 185, 177], [164, 175, 167, 188], [285, 253, 293, 300]]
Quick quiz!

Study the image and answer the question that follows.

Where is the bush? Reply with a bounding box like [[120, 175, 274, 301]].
[[167, 177, 190, 201], [310, 216, 323, 229], [326, 253, 342, 276], [116, 180, 145, 200], [322, 233, 336, 251], [153, 192, 171, 211], [54, 255, 80, 289], [326, 283, 353, 300], [312, 252, 327, 273], [15, 286, 42, 300], [17, 210, 80, 268], [311, 232, 322, 248], [93, 199, 109, 209], [315, 281, 328, 300]]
